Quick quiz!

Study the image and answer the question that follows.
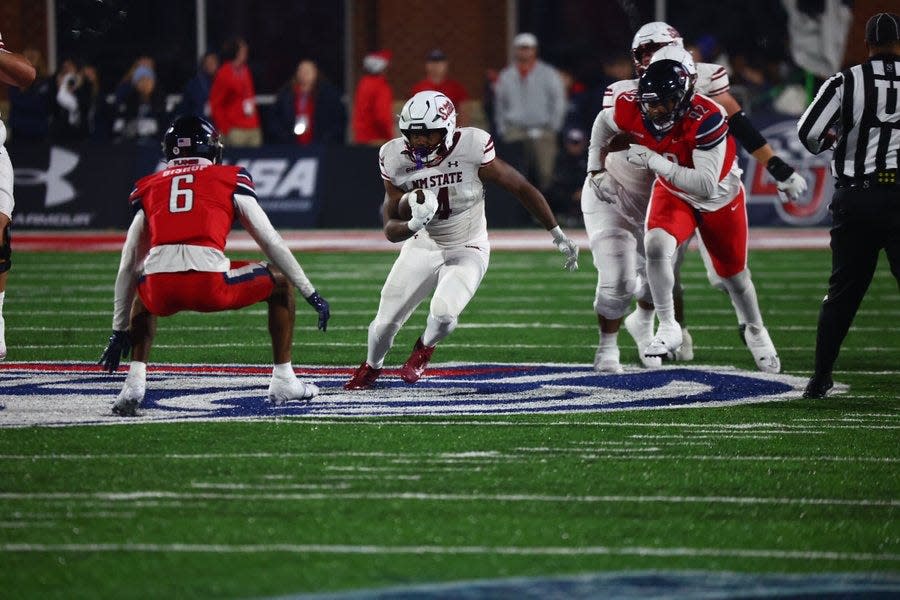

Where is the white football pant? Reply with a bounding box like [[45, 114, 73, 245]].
[[366, 235, 489, 368]]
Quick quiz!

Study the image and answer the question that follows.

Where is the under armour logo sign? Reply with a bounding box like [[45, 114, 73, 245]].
[[14, 147, 79, 207], [447, 160, 459, 167]]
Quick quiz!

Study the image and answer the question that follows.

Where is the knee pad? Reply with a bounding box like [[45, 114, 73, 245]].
[[591, 229, 638, 319], [645, 228, 677, 263], [593, 286, 634, 320], [0, 223, 10, 273], [429, 296, 459, 327]]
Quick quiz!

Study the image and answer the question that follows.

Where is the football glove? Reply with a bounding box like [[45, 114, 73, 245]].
[[588, 170, 619, 204], [404, 189, 439, 232], [99, 330, 131, 373], [766, 156, 807, 203], [305, 291, 330, 332], [625, 144, 656, 168], [550, 226, 579, 271]]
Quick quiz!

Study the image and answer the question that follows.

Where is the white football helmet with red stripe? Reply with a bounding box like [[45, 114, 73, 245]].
[[649, 45, 697, 83], [631, 21, 684, 75]]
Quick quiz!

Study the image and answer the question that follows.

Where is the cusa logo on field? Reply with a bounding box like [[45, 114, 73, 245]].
[[0, 363, 816, 428]]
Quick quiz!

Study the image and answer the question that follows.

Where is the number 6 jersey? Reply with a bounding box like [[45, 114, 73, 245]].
[[379, 127, 496, 247], [128, 158, 256, 274]]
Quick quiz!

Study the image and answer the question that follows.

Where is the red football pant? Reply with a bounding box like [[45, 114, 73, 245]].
[[137, 261, 275, 316], [646, 184, 748, 278]]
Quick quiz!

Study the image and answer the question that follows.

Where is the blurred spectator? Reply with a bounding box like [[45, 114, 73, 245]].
[[209, 37, 262, 147], [112, 64, 166, 144], [179, 52, 219, 118], [494, 33, 566, 191], [483, 68, 500, 135], [272, 59, 346, 145], [587, 53, 633, 118], [50, 59, 98, 142], [558, 66, 590, 136], [351, 50, 394, 145], [115, 56, 155, 104], [544, 128, 588, 226], [8, 48, 51, 141], [410, 49, 469, 125]]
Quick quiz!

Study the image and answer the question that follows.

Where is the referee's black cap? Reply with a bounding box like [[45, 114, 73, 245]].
[[865, 12, 900, 45]]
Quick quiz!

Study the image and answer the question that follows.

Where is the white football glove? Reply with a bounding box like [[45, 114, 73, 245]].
[[404, 189, 439, 232], [588, 170, 619, 204], [550, 226, 579, 271], [625, 143, 657, 168], [775, 171, 807, 204]]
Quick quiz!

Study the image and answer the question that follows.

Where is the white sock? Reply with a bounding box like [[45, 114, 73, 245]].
[[632, 305, 655, 327], [722, 270, 763, 327], [272, 362, 295, 379], [0, 290, 5, 317], [645, 229, 678, 325], [599, 330, 619, 349], [422, 313, 456, 347], [366, 319, 401, 369], [126, 361, 146, 384]]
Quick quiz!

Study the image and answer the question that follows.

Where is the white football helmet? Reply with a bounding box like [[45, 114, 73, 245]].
[[398, 90, 457, 164], [631, 21, 684, 75]]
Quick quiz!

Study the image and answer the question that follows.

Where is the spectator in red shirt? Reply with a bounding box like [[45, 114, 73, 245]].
[[410, 49, 469, 125], [209, 37, 262, 147], [351, 50, 394, 145]]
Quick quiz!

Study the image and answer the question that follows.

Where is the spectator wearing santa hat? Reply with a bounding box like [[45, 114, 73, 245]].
[[351, 49, 394, 145]]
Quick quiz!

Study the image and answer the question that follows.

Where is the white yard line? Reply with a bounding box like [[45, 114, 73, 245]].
[[0, 490, 895, 508], [0, 542, 895, 562]]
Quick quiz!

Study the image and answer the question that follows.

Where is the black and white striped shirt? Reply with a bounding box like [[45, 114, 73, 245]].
[[798, 55, 900, 177]]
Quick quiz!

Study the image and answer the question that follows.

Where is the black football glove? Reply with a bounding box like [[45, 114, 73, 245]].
[[99, 330, 131, 373], [306, 291, 330, 332]]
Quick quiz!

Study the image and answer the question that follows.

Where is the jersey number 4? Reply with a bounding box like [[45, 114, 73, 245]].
[[169, 175, 194, 213], [436, 187, 452, 219]]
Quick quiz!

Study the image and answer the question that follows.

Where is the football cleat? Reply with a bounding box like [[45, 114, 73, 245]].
[[267, 376, 319, 405], [624, 309, 662, 368], [644, 321, 683, 358], [343, 362, 382, 390], [112, 380, 145, 417], [593, 346, 624, 373], [802, 373, 833, 399], [399, 338, 435, 384], [0, 314, 5, 360], [671, 327, 694, 361], [743, 324, 781, 373]]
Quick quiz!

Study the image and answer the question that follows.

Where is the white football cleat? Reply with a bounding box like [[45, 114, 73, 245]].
[[0, 314, 6, 360], [744, 324, 781, 373], [624, 310, 662, 368], [644, 321, 683, 358], [268, 376, 319, 406], [671, 327, 694, 361], [593, 346, 624, 374], [112, 380, 145, 417]]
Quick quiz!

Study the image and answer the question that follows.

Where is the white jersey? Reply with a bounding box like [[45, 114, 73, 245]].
[[583, 62, 731, 214], [380, 127, 496, 248]]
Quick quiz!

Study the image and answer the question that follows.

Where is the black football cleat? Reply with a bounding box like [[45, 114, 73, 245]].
[[802, 374, 833, 399]]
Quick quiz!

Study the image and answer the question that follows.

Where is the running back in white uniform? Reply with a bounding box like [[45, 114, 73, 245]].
[[379, 127, 495, 248]]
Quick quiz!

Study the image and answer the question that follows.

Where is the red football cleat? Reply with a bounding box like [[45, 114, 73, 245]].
[[399, 338, 435, 384], [343, 362, 382, 390]]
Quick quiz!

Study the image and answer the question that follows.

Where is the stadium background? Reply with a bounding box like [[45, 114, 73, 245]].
[[0, 0, 886, 232]]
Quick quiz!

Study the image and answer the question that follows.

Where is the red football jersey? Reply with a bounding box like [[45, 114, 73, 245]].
[[613, 92, 736, 190], [129, 162, 255, 251]]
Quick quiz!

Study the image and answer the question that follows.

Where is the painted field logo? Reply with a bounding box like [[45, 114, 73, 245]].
[[0, 363, 817, 427]]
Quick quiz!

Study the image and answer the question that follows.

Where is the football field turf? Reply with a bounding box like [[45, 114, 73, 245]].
[[1, 247, 898, 597]]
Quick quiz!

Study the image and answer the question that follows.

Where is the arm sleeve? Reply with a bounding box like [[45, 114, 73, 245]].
[[112, 210, 149, 331], [797, 72, 843, 155], [233, 193, 316, 298], [586, 109, 621, 173], [647, 142, 727, 198]]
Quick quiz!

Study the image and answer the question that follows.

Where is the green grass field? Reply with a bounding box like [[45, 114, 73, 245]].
[[1, 246, 898, 597]]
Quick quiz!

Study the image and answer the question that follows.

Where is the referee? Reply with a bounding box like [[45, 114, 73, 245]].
[[797, 12, 900, 399]]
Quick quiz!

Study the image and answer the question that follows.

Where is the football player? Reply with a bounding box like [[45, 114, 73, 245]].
[[99, 115, 330, 416], [0, 34, 37, 360], [344, 90, 579, 390], [584, 22, 803, 371], [590, 56, 780, 373]]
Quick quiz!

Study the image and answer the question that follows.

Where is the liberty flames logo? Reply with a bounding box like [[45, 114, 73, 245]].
[[742, 120, 832, 226]]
